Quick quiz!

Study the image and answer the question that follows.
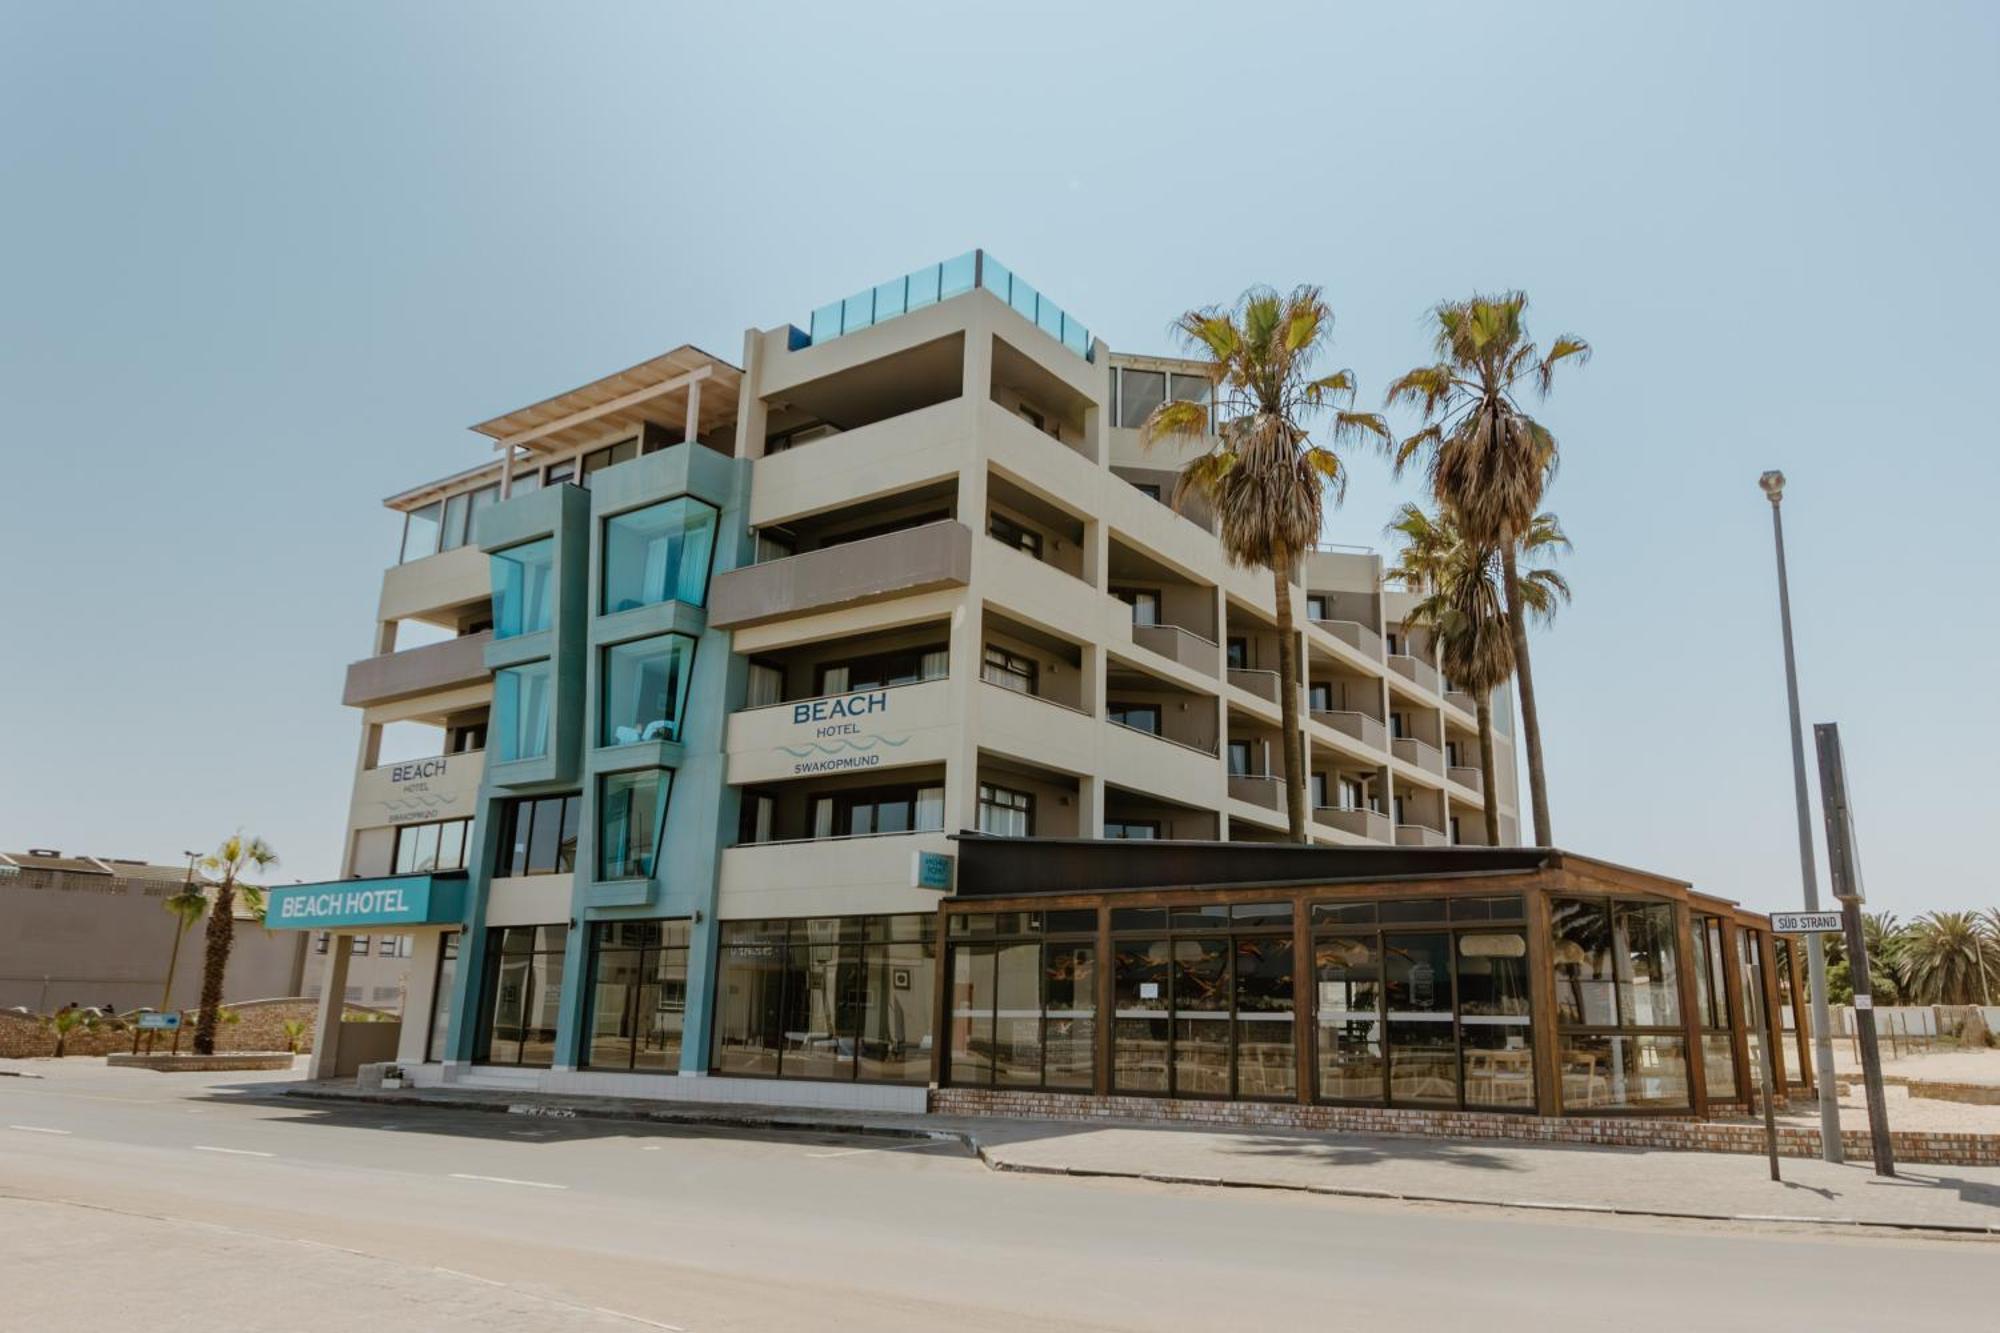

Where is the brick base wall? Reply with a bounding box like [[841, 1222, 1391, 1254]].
[[930, 1088, 2000, 1168], [0, 998, 390, 1060]]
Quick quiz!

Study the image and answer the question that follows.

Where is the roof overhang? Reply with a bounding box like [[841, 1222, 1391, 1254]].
[[470, 344, 743, 457]]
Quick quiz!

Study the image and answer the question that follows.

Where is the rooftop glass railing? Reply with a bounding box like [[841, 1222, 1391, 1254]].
[[805, 249, 1094, 361]]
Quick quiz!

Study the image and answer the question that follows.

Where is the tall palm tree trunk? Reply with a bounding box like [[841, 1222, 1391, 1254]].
[[192, 881, 236, 1055], [1500, 541, 1553, 846], [1475, 694, 1502, 845], [1272, 560, 1308, 842]]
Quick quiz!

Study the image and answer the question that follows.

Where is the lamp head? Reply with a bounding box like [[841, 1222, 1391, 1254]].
[[1759, 470, 1786, 502]]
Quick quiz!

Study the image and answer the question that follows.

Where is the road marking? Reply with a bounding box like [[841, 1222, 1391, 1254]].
[[448, 1172, 568, 1190], [640, 1144, 664, 1151], [193, 1145, 274, 1157], [805, 1140, 939, 1160], [433, 1266, 504, 1287], [592, 1306, 687, 1331], [6, 1125, 71, 1135]]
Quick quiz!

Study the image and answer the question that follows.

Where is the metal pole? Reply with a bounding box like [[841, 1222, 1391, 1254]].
[[1760, 472, 1843, 1163], [1756, 1020, 1782, 1181]]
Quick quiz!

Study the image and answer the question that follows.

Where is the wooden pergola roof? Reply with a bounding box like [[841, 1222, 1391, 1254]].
[[469, 344, 743, 456]]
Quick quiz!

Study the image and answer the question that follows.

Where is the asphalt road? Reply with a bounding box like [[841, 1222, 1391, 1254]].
[[0, 1064, 1990, 1332]]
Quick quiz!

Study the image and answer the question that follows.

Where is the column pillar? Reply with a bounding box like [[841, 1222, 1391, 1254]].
[[307, 937, 352, 1081]]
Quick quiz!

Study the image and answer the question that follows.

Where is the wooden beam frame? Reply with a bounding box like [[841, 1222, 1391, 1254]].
[[494, 364, 715, 451]]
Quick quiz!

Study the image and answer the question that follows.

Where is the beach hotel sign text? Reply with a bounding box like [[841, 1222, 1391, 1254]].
[[780, 689, 909, 775], [263, 874, 467, 930]]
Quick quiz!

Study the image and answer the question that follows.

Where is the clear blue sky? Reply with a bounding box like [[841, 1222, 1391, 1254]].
[[3, 3, 1995, 916]]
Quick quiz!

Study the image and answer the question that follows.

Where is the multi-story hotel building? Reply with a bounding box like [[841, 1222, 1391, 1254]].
[[270, 253, 1812, 1123]]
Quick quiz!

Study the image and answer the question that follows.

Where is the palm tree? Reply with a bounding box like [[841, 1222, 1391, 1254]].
[[1144, 286, 1389, 840], [1385, 293, 1589, 845], [159, 857, 208, 1010], [191, 833, 278, 1055], [1387, 504, 1569, 844], [41, 1007, 104, 1058], [1900, 911, 1997, 1006]]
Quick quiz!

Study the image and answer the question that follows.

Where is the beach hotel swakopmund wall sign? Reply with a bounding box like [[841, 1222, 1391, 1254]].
[[779, 689, 910, 775]]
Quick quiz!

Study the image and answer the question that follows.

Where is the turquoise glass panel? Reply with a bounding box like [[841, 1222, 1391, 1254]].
[[493, 661, 552, 762], [491, 538, 555, 638], [907, 264, 941, 310], [873, 277, 907, 320], [981, 256, 1012, 303], [602, 497, 717, 613], [599, 769, 673, 880], [841, 290, 874, 334], [810, 302, 842, 342], [1010, 275, 1039, 321], [601, 633, 695, 746]]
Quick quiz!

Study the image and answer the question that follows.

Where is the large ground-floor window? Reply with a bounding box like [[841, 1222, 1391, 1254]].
[[1689, 913, 1740, 1102], [426, 930, 460, 1063], [584, 920, 690, 1072], [1313, 897, 1534, 1111], [1550, 897, 1690, 1111], [944, 909, 1098, 1090], [712, 915, 935, 1084], [478, 925, 567, 1067]]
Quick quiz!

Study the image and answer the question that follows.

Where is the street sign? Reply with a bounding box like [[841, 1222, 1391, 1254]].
[[136, 1012, 181, 1031], [1770, 911, 1843, 934]]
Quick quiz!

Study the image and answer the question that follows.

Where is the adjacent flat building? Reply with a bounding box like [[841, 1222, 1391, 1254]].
[[272, 253, 1813, 1123]]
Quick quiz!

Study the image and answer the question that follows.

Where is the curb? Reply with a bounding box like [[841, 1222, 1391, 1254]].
[[281, 1087, 1999, 1239]]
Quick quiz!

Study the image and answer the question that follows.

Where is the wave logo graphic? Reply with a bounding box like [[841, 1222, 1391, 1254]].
[[777, 734, 912, 759]]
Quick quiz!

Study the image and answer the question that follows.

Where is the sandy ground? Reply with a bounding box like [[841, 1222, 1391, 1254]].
[[1756, 1044, 2000, 1132]]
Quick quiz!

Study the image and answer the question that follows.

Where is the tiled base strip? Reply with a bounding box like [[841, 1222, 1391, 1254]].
[[930, 1088, 2000, 1168]]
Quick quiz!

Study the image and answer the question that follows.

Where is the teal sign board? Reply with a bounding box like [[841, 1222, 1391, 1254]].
[[264, 875, 467, 930], [912, 851, 954, 891], [136, 1012, 181, 1031]]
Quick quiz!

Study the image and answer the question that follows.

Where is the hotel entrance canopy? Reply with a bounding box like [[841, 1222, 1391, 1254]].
[[264, 871, 468, 931]]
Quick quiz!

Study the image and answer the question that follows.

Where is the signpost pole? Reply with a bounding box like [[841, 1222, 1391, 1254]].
[[1756, 1020, 1782, 1182], [1814, 722, 1895, 1177]]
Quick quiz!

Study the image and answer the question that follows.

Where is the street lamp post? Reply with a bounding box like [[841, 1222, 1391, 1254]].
[[1760, 470, 1843, 1163]]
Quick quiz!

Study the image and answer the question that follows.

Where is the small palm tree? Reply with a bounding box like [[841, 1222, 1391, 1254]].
[[1900, 911, 1997, 1006], [1144, 285, 1389, 840], [1385, 293, 1589, 846], [281, 1018, 308, 1055], [42, 1007, 107, 1057], [191, 834, 278, 1056], [1387, 504, 1569, 843]]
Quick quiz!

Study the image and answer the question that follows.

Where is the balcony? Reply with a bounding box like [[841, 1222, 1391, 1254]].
[[1396, 823, 1449, 848], [1132, 622, 1220, 676], [1393, 736, 1446, 777], [1314, 710, 1387, 753], [1315, 806, 1391, 842], [1388, 654, 1441, 694], [805, 250, 1095, 362], [1227, 667, 1280, 704], [1448, 765, 1484, 793], [708, 519, 971, 629], [981, 679, 1096, 775], [342, 632, 493, 709], [1102, 718, 1220, 804], [1445, 688, 1477, 717], [1227, 773, 1284, 810], [1315, 619, 1383, 661]]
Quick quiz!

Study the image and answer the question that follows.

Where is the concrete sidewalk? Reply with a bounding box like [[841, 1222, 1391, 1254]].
[[279, 1080, 2000, 1235]]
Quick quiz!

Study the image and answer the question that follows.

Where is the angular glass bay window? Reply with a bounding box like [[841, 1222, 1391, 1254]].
[[491, 537, 556, 638], [599, 768, 672, 880], [601, 634, 695, 746], [602, 497, 718, 614], [493, 660, 553, 762]]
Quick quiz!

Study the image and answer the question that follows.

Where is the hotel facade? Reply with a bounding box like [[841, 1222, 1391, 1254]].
[[275, 253, 1814, 1124]]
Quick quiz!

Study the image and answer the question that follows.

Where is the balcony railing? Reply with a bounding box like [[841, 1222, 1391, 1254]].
[[708, 520, 972, 628], [1227, 773, 1285, 809], [1131, 622, 1220, 676], [1108, 718, 1217, 757], [1313, 709, 1387, 753], [341, 631, 493, 709], [1393, 736, 1446, 776], [1444, 688, 1477, 716], [805, 249, 1094, 361], [982, 676, 1090, 717], [1387, 653, 1441, 694], [1395, 823, 1449, 848], [1226, 667, 1280, 703], [1448, 764, 1484, 793], [1315, 619, 1383, 660], [1315, 806, 1391, 842]]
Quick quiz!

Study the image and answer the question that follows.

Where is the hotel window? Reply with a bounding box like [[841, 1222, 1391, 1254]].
[[350, 936, 370, 956], [313, 931, 329, 955], [439, 483, 500, 553], [816, 643, 947, 696], [1386, 632, 1403, 655], [426, 931, 460, 1063], [493, 661, 552, 762], [946, 914, 1096, 1092], [1341, 777, 1365, 810], [1306, 595, 1328, 621], [1311, 773, 1328, 808], [601, 634, 695, 746], [378, 936, 412, 959], [1550, 898, 1690, 1111], [1132, 481, 1162, 502], [491, 538, 556, 638], [977, 783, 1033, 837], [392, 818, 471, 874], [745, 661, 784, 708], [1227, 740, 1252, 776], [578, 437, 638, 487], [1226, 637, 1248, 670], [1114, 368, 1166, 429], [988, 511, 1043, 559], [499, 792, 581, 876], [1113, 588, 1160, 627], [1690, 914, 1739, 1101], [602, 496, 718, 613], [584, 920, 690, 1072], [478, 925, 567, 1067], [546, 462, 575, 487], [400, 502, 442, 564], [1307, 682, 1332, 712], [811, 784, 944, 838], [1389, 711, 1406, 739], [1107, 702, 1160, 734], [1105, 820, 1160, 839], [598, 769, 672, 881], [712, 915, 937, 1084], [981, 644, 1037, 695]]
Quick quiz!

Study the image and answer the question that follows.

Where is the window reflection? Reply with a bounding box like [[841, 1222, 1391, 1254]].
[[491, 538, 556, 638], [602, 497, 717, 614]]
